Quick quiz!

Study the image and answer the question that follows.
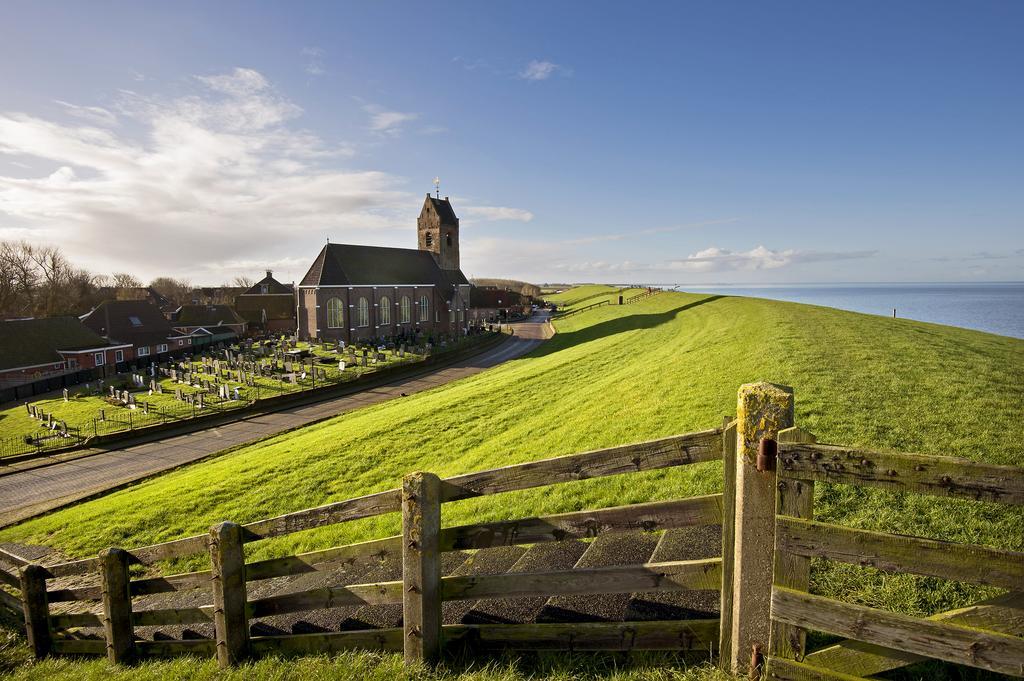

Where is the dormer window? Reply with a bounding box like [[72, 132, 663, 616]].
[[128, 316, 142, 327]]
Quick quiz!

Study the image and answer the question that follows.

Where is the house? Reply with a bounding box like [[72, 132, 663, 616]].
[[95, 286, 176, 316], [296, 195, 471, 343], [234, 271, 297, 334], [80, 300, 196, 360], [171, 304, 247, 339], [468, 286, 531, 324], [0, 317, 132, 387]]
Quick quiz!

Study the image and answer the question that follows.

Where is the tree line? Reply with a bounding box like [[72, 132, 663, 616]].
[[0, 241, 251, 320]]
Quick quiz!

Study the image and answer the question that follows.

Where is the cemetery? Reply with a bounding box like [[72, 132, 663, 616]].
[[0, 331, 497, 459]]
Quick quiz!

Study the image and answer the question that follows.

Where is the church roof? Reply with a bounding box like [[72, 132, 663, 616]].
[[300, 244, 469, 288], [426, 196, 459, 224]]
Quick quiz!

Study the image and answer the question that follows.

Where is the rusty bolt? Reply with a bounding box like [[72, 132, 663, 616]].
[[757, 438, 777, 472]]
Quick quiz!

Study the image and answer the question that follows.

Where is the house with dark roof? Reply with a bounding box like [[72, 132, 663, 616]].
[[80, 300, 196, 360], [234, 271, 297, 334], [0, 317, 132, 387], [468, 286, 531, 324], [171, 304, 247, 338], [296, 195, 471, 343], [95, 286, 176, 316]]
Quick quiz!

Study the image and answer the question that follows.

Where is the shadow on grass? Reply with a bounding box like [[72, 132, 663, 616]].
[[530, 295, 727, 359]]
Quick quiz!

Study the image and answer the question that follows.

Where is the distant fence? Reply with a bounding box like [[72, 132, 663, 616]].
[[2, 382, 1020, 677]]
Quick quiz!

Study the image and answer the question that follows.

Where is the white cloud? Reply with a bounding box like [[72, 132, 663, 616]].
[[54, 100, 118, 127], [361, 102, 418, 136], [519, 60, 564, 81], [461, 205, 535, 223], [302, 47, 326, 77], [0, 68, 421, 282]]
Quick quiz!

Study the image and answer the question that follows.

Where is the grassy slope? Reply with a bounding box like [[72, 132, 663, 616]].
[[542, 284, 621, 306], [2, 291, 1021, 617]]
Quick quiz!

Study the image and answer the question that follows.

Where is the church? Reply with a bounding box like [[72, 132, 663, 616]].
[[296, 194, 471, 344]]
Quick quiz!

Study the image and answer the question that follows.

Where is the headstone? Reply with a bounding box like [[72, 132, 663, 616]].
[[376, 353, 386, 363], [233, 386, 241, 401], [24, 402, 31, 415], [63, 388, 69, 402], [360, 355, 367, 367], [175, 387, 183, 401], [109, 385, 116, 398]]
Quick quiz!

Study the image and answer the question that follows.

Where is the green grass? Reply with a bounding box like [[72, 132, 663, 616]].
[[1, 291, 1022, 678], [542, 284, 622, 307]]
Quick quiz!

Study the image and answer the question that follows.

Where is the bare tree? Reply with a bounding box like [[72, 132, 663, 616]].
[[150, 277, 192, 306], [231, 275, 254, 289], [111, 272, 142, 288]]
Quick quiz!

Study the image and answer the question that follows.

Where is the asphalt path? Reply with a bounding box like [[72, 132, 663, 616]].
[[0, 313, 551, 527]]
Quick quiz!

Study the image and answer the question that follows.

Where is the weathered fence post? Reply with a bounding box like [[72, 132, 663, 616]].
[[729, 382, 794, 675], [402, 471, 442, 665], [768, 426, 817, 664], [19, 564, 50, 659], [718, 416, 738, 668], [99, 547, 135, 664], [209, 521, 248, 668]]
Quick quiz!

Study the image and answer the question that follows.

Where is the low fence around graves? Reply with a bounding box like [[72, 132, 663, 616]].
[[0, 331, 507, 463], [10, 424, 730, 667], [8, 382, 1019, 678]]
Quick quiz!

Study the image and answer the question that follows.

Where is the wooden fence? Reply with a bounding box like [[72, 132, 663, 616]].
[[1, 382, 1021, 679]]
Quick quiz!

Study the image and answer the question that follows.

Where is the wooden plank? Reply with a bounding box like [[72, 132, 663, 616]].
[[771, 586, 1024, 677], [53, 567, 215, 602], [20, 565, 51, 659], [240, 489, 403, 545], [245, 536, 401, 582], [440, 495, 723, 551], [0, 547, 31, 567], [766, 657, 868, 681], [445, 619, 720, 651], [0, 587, 22, 613], [250, 628, 403, 655], [51, 611, 103, 628], [770, 427, 817, 663], [245, 580, 402, 619], [443, 558, 721, 601], [777, 443, 1024, 505], [0, 566, 19, 589], [777, 516, 1024, 590], [402, 472, 442, 665], [132, 605, 214, 626], [50, 638, 106, 656], [136, 638, 217, 657], [718, 419, 737, 668], [99, 548, 134, 663], [441, 429, 723, 502], [209, 522, 248, 667], [804, 589, 1024, 677]]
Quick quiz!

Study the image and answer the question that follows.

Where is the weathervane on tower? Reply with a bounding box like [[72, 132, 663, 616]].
[[433, 176, 441, 199]]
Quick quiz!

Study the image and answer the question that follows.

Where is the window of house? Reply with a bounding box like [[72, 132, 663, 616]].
[[400, 296, 411, 324], [115, 350, 124, 363], [94, 352, 105, 366], [419, 295, 429, 322], [137, 346, 150, 357], [357, 297, 369, 327], [379, 296, 391, 325], [459, 309, 464, 322], [327, 297, 344, 328], [158, 344, 168, 353], [128, 316, 142, 327], [178, 340, 184, 346], [187, 339, 192, 345], [450, 309, 455, 323]]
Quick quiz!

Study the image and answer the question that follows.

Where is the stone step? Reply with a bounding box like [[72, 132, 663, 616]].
[[441, 545, 529, 625], [461, 539, 590, 624], [624, 524, 721, 621], [536, 532, 661, 623]]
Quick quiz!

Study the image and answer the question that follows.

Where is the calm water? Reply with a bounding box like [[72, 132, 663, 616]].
[[674, 283, 1024, 339]]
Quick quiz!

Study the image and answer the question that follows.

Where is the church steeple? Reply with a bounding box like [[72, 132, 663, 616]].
[[417, 193, 460, 271]]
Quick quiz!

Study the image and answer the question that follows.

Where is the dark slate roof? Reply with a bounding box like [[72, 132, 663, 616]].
[[0, 317, 111, 371], [234, 294, 296, 322], [81, 300, 177, 347], [300, 244, 468, 287], [242, 273, 294, 296], [427, 196, 458, 224], [174, 305, 247, 327]]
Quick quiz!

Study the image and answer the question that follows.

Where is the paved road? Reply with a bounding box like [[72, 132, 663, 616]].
[[0, 314, 552, 526]]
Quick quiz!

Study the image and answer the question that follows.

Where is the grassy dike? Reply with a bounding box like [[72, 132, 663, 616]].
[[2, 290, 1022, 679]]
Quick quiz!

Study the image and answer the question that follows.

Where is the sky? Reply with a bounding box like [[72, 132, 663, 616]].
[[0, 1, 1022, 286]]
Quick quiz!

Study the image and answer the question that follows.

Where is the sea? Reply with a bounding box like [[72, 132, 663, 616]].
[[670, 283, 1024, 339]]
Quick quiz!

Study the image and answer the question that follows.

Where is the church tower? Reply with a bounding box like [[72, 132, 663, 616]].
[[417, 193, 460, 271]]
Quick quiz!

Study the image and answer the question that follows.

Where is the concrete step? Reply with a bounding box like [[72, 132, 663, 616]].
[[441, 546, 528, 625], [462, 539, 590, 624], [536, 532, 661, 623], [624, 524, 721, 621]]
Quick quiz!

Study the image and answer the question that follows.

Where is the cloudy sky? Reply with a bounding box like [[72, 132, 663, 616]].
[[1, 2, 1022, 285]]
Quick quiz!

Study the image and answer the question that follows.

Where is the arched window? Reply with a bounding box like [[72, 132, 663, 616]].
[[400, 296, 411, 324], [326, 298, 344, 328], [379, 296, 391, 325], [419, 295, 429, 322], [357, 297, 369, 327]]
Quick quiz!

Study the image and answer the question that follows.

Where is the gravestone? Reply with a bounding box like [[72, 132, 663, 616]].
[[63, 389, 69, 402], [175, 387, 183, 401], [109, 386, 116, 398], [360, 355, 367, 367]]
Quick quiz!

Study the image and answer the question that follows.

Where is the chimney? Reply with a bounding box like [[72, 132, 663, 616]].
[[266, 269, 272, 279]]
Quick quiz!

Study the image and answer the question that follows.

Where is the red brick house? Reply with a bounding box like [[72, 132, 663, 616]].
[[468, 286, 531, 324], [80, 300, 195, 360], [234, 271, 297, 334], [0, 317, 132, 387], [297, 195, 471, 344]]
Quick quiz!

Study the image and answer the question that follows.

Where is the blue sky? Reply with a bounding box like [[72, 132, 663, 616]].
[[0, 1, 1021, 285]]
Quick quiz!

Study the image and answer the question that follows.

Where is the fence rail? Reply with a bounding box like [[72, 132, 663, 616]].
[[8, 383, 1023, 678]]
